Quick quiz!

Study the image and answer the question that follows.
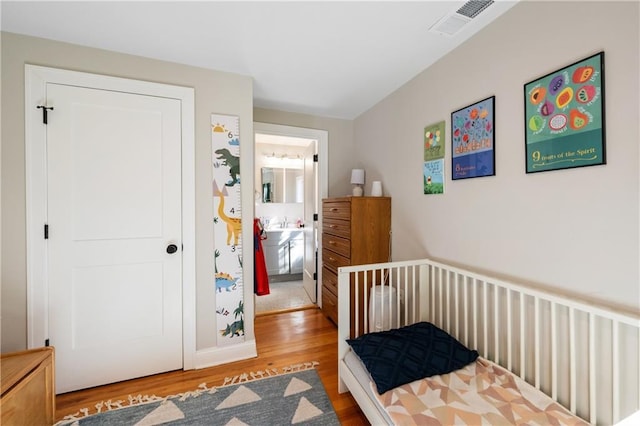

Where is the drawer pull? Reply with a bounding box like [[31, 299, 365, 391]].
[[330, 208, 338, 211], [329, 240, 335, 245], [329, 224, 336, 228], [329, 257, 335, 261]]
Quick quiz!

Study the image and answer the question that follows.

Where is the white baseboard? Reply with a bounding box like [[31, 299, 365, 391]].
[[194, 339, 258, 369]]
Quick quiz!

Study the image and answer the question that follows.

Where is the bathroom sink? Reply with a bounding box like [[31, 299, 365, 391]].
[[266, 223, 300, 230]]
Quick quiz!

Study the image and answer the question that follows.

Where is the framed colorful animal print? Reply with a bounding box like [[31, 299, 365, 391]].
[[524, 52, 605, 173], [451, 96, 495, 180]]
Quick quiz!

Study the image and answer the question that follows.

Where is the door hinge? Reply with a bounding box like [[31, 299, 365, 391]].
[[44, 224, 49, 239], [36, 105, 54, 124], [313, 154, 318, 162], [313, 272, 317, 280], [45, 339, 50, 347], [313, 213, 318, 221]]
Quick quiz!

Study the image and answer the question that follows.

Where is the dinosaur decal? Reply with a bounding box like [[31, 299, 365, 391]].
[[214, 148, 240, 187], [220, 300, 244, 338], [213, 183, 241, 246], [216, 272, 237, 292], [220, 319, 244, 337], [211, 114, 244, 347], [214, 250, 239, 293]]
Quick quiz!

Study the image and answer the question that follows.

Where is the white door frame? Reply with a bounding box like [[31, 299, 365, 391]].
[[253, 122, 328, 307], [25, 65, 196, 370]]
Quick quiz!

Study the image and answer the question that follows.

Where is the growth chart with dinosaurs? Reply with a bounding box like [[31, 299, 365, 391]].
[[212, 113, 244, 345]]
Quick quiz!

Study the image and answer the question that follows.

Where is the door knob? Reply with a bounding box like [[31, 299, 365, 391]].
[[166, 244, 178, 254]]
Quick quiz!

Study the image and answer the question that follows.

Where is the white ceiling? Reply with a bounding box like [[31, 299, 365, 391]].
[[1, 1, 519, 120]]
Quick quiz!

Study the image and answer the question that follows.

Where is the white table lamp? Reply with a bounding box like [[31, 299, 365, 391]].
[[351, 169, 365, 196]]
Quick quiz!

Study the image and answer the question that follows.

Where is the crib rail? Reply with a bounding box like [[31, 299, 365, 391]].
[[337, 258, 640, 425]]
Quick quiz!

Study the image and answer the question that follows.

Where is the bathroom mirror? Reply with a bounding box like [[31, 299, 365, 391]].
[[261, 167, 303, 203]]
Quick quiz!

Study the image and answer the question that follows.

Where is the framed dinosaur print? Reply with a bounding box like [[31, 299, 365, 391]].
[[524, 52, 605, 173], [211, 113, 245, 346]]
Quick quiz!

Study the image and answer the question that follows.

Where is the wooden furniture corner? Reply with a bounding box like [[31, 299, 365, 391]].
[[1, 346, 55, 425], [321, 196, 392, 336]]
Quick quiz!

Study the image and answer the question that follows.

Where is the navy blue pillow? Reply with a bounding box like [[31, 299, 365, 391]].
[[346, 321, 479, 394]]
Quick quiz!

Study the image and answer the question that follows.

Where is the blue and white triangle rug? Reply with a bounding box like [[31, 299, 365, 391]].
[[57, 361, 339, 425]]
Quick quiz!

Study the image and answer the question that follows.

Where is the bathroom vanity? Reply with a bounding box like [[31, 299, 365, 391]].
[[262, 229, 304, 281]]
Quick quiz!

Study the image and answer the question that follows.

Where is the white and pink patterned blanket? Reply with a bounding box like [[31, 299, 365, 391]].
[[373, 357, 588, 426]]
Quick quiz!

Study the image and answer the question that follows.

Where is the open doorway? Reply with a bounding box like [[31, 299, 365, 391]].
[[253, 123, 327, 315]]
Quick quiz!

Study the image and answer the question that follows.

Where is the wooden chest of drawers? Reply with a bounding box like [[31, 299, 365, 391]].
[[1, 347, 55, 426], [321, 197, 391, 334]]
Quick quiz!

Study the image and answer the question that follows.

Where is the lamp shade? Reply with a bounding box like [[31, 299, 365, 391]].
[[350, 169, 365, 185]]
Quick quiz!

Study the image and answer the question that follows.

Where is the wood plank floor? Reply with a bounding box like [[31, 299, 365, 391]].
[[55, 307, 369, 425]]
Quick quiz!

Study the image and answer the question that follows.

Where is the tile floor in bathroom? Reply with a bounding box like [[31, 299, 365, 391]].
[[255, 279, 316, 315]]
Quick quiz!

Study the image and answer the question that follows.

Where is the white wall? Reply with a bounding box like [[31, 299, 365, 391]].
[[354, 1, 639, 311], [0, 29, 3, 338], [1, 32, 254, 352]]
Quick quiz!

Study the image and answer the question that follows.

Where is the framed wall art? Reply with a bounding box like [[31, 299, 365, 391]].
[[423, 120, 445, 195], [451, 96, 495, 180], [524, 52, 605, 173]]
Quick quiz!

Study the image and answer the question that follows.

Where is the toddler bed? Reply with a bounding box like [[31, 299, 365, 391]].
[[336, 258, 640, 425]]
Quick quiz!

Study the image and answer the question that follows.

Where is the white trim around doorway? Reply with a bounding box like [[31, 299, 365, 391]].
[[253, 122, 328, 309]]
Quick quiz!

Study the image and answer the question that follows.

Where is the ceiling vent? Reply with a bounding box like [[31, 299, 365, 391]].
[[429, 0, 495, 36]]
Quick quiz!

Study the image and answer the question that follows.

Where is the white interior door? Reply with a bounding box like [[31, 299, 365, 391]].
[[46, 83, 183, 393], [302, 141, 317, 302]]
